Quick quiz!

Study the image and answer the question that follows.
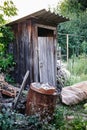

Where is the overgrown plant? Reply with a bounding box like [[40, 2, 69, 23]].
[[0, 104, 87, 130], [70, 116, 87, 130], [50, 105, 87, 130], [0, 0, 17, 83], [0, 53, 15, 72], [65, 54, 87, 86], [0, 107, 43, 130], [0, 108, 15, 130], [0, 26, 16, 83], [0, 26, 14, 49]]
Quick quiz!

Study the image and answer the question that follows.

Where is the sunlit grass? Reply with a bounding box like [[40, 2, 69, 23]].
[[66, 55, 87, 86]]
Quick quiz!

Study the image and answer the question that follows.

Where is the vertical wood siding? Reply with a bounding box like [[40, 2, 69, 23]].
[[11, 21, 57, 85], [32, 24, 39, 82], [13, 21, 31, 83]]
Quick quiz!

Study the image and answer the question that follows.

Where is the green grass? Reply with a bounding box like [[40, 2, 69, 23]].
[[53, 55, 87, 129], [65, 55, 87, 86]]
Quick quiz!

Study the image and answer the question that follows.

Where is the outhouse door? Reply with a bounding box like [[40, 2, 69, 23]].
[[38, 27, 56, 86]]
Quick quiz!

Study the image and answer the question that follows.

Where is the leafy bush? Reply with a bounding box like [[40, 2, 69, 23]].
[[0, 105, 87, 130], [5, 74, 15, 83], [0, 108, 43, 130], [53, 106, 67, 129], [0, 26, 14, 49], [0, 26, 15, 83], [0, 53, 15, 72], [0, 108, 15, 130]]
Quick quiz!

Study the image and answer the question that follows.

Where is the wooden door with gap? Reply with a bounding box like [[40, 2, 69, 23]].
[[38, 36, 55, 85]]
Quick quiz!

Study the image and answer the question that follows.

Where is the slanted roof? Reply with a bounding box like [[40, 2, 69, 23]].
[[8, 9, 69, 27]]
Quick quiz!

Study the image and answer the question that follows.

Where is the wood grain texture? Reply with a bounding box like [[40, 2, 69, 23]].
[[38, 36, 56, 85], [10, 20, 57, 85], [26, 83, 58, 119]]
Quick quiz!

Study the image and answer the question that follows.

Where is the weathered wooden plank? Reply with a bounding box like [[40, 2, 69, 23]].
[[12, 24, 19, 82], [36, 23, 56, 30], [38, 37, 48, 83], [25, 21, 30, 74], [13, 20, 32, 84], [27, 20, 33, 83], [12, 23, 21, 82], [38, 37, 43, 82], [21, 22, 30, 80], [32, 25, 39, 82], [46, 37, 51, 84], [38, 37, 42, 82], [53, 30, 57, 86], [42, 37, 48, 83], [38, 35, 56, 86], [18, 22, 23, 82], [15, 24, 20, 81], [21, 23, 25, 80], [47, 36, 55, 85]]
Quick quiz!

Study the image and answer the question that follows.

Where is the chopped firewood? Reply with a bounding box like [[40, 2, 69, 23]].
[[0, 82, 19, 97], [0, 73, 19, 97], [1, 89, 16, 97]]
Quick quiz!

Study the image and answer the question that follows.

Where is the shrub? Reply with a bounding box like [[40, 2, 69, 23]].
[[0, 26, 15, 83], [0, 108, 15, 130], [0, 53, 15, 72]]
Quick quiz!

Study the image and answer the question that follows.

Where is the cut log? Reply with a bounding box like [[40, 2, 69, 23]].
[[25, 82, 58, 121], [13, 70, 29, 108], [61, 81, 87, 105]]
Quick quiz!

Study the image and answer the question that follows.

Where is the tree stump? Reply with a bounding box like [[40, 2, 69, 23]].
[[25, 82, 58, 121]]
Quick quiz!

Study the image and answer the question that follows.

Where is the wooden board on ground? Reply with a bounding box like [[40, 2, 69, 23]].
[[61, 81, 87, 105], [0, 82, 19, 97], [13, 70, 29, 108], [0, 73, 19, 97]]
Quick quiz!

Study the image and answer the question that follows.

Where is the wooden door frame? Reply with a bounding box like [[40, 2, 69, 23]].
[[36, 24, 57, 86]]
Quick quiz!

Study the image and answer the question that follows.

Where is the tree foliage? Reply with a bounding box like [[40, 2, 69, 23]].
[[0, 0, 17, 79], [0, 0, 17, 25], [56, 0, 87, 19], [0, 0, 17, 49], [78, 0, 87, 11], [55, 0, 87, 57]]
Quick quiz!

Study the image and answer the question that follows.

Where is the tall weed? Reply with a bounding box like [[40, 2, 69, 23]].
[[66, 55, 87, 86]]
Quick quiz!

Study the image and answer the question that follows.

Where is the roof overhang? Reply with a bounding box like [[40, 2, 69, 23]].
[[8, 9, 69, 27]]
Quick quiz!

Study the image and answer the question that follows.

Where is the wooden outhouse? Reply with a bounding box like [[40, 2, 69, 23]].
[[8, 9, 68, 85]]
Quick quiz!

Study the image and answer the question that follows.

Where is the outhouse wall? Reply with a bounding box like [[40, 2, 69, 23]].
[[11, 18, 57, 86]]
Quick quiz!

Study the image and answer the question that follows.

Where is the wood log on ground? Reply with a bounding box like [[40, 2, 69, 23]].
[[61, 81, 87, 105], [26, 82, 58, 121]]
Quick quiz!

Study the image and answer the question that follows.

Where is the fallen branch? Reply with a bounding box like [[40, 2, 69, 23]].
[[13, 70, 29, 108]]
